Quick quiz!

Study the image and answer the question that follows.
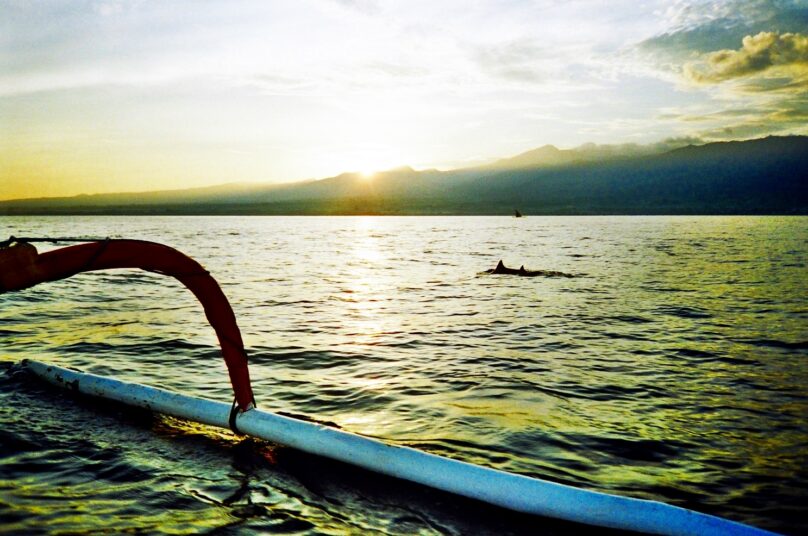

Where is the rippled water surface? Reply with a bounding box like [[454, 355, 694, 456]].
[[1, 216, 806, 535]]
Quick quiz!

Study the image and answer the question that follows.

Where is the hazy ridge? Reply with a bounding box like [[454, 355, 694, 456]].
[[3, 136, 806, 215]]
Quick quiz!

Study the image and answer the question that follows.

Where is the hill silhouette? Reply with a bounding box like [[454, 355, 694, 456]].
[[2, 136, 806, 215]]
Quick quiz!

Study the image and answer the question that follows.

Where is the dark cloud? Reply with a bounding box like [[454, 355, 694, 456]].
[[685, 31, 808, 83], [735, 74, 808, 92], [768, 99, 808, 120]]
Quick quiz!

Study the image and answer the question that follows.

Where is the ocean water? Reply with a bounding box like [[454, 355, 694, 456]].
[[0, 215, 806, 535]]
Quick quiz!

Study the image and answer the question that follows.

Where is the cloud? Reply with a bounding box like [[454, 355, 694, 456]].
[[473, 40, 548, 83], [668, 107, 757, 122], [638, 0, 808, 59], [661, 93, 808, 141], [684, 31, 808, 84], [365, 61, 428, 78], [636, 4, 808, 144], [470, 38, 609, 92], [329, 0, 380, 15], [695, 111, 808, 140], [239, 74, 324, 96], [652, 135, 705, 150]]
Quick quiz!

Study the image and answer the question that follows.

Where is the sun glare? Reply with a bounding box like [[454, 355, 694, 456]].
[[345, 150, 404, 182]]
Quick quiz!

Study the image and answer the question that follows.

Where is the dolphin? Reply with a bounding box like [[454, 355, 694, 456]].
[[485, 260, 575, 278]]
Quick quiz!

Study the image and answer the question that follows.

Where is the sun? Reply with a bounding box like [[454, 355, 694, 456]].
[[339, 149, 403, 181], [351, 151, 404, 181]]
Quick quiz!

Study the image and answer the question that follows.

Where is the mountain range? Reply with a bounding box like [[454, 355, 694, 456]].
[[2, 136, 806, 215]]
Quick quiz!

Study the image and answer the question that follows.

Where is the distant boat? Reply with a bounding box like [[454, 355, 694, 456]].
[[514, 209, 523, 218]]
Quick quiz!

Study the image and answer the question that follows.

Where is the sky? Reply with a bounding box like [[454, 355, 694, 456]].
[[1, 0, 807, 200]]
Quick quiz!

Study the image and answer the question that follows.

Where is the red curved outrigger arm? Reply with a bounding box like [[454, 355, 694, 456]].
[[0, 239, 255, 411]]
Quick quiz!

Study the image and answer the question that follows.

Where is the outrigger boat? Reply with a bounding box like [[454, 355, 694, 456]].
[[0, 237, 777, 535]]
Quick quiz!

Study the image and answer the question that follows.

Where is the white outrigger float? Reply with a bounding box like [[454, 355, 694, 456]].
[[1, 237, 778, 536]]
